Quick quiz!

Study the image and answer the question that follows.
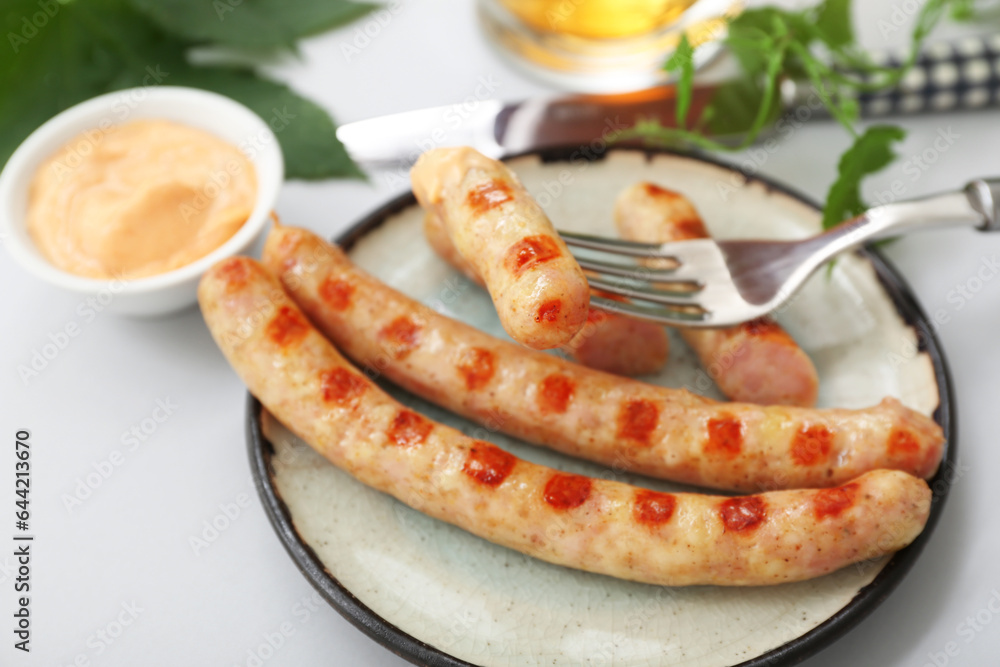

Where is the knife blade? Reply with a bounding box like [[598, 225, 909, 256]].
[[337, 85, 716, 170], [338, 36, 1000, 169]]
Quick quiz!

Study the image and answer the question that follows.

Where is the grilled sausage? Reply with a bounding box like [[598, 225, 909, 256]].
[[424, 211, 670, 376], [262, 225, 944, 493], [615, 182, 820, 407], [411, 147, 590, 350], [199, 255, 931, 586]]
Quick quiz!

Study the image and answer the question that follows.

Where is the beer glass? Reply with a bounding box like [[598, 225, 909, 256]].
[[479, 0, 741, 92]]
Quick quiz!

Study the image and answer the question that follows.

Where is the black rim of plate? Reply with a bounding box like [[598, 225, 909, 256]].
[[246, 146, 957, 667]]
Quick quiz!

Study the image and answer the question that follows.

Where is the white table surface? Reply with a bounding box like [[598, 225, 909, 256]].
[[3, 2, 999, 666]]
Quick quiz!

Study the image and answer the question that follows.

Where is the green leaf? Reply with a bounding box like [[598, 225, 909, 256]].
[[822, 125, 906, 229], [788, 41, 858, 133], [704, 77, 769, 136], [129, 0, 378, 51], [913, 0, 950, 43], [949, 0, 975, 19], [725, 13, 779, 76], [0, 0, 176, 165], [814, 0, 853, 49], [664, 33, 695, 128], [0, 0, 360, 179], [725, 7, 816, 64], [170, 67, 362, 179], [737, 45, 788, 147], [947, 0, 1000, 21]]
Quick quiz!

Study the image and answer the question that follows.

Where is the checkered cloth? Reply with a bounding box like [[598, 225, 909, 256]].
[[856, 35, 1000, 116]]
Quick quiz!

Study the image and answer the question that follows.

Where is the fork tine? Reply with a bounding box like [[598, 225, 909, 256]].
[[561, 232, 726, 281], [573, 256, 683, 282], [561, 231, 721, 266], [558, 230, 661, 255], [559, 230, 741, 325], [590, 295, 709, 324], [586, 276, 705, 307]]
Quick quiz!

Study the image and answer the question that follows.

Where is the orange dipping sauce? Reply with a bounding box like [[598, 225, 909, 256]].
[[27, 119, 257, 279]]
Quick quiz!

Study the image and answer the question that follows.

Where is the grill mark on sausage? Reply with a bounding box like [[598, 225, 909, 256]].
[[814, 483, 860, 519], [543, 473, 592, 510], [633, 489, 677, 526], [671, 217, 709, 239], [467, 179, 514, 214], [378, 316, 421, 359], [319, 276, 355, 311], [791, 424, 833, 466], [457, 347, 496, 391], [387, 409, 433, 448], [888, 427, 920, 457], [535, 299, 562, 324], [617, 399, 659, 445], [537, 374, 575, 414], [462, 442, 516, 487], [705, 416, 743, 458], [267, 306, 309, 347], [720, 496, 767, 532], [320, 367, 367, 404], [642, 183, 680, 199], [739, 317, 792, 345], [504, 235, 562, 277], [217, 258, 251, 292]]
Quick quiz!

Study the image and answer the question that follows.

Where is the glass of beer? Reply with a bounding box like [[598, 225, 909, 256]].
[[479, 0, 741, 93]]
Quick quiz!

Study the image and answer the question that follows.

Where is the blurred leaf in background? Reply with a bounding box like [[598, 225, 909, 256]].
[[130, 0, 377, 50], [0, 0, 375, 179]]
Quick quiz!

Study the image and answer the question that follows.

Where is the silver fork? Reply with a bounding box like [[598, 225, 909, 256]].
[[560, 178, 1000, 328]]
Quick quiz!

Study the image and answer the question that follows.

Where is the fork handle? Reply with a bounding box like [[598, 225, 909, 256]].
[[866, 178, 1000, 236], [965, 178, 1000, 231], [798, 179, 1000, 273]]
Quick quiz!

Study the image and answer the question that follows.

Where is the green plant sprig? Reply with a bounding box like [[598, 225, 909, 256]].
[[627, 0, 973, 228]]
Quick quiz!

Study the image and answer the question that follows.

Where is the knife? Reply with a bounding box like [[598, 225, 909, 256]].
[[337, 36, 1000, 170]]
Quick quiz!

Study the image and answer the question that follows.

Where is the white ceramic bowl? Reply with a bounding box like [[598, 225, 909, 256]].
[[0, 86, 284, 316]]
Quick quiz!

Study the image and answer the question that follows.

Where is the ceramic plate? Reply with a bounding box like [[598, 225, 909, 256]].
[[246, 148, 956, 667]]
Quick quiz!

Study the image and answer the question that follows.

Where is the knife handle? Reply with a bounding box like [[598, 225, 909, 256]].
[[855, 35, 1000, 117]]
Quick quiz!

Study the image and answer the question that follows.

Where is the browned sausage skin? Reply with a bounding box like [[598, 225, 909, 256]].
[[411, 147, 590, 350], [199, 256, 931, 586], [615, 182, 821, 407], [263, 225, 944, 493], [424, 211, 670, 376]]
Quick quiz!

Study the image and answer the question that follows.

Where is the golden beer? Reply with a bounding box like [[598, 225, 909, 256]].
[[498, 0, 700, 40]]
